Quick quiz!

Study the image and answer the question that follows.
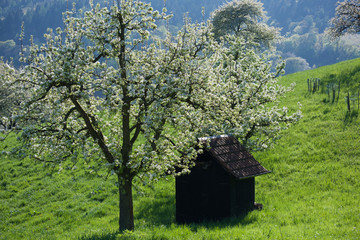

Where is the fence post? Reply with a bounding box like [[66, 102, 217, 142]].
[[347, 92, 351, 112], [313, 81, 316, 93], [337, 80, 341, 103]]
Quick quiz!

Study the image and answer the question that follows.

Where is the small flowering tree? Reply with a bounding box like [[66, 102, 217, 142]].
[[327, 0, 360, 39], [2, 0, 301, 232], [210, 0, 280, 48]]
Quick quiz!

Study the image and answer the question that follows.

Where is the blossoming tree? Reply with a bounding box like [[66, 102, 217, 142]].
[[0, 62, 15, 129], [210, 0, 280, 48], [327, 0, 360, 39], [2, 0, 301, 232]]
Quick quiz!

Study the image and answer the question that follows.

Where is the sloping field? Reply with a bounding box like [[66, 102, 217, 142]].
[[1, 58, 360, 239]]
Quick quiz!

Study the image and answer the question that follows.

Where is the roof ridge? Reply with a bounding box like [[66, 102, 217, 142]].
[[198, 134, 232, 141]]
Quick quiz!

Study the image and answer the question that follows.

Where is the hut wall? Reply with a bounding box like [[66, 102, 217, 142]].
[[230, 177, 255, 216], [176, 152, 258, 223], [176, 153, 231, 223]]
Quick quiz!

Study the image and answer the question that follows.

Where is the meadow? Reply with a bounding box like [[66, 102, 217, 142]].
[[1, 58, 360, 239]]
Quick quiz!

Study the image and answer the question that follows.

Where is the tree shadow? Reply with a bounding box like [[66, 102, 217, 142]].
[[78, 232, 119, 240], [135, 192, 176, 226], [78, 203, 259, 240]]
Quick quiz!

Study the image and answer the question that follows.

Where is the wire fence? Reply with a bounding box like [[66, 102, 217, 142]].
[[307, 77, 360, 113]]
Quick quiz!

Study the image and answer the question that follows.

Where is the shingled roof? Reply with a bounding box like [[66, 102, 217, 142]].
[[198, 135, 270, 179]]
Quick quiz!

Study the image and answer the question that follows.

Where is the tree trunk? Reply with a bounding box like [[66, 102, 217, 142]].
[[118, 174, 134, 232]]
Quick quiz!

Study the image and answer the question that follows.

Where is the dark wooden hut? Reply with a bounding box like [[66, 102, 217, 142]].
[[176, 135, 270, 223]]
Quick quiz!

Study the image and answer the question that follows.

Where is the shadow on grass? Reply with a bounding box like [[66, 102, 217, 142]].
[[135, 190, 258, 230], [134, 187, 258, 229], [344, 110, 358, 126], [78, 232, 119, 240], [78, 210, 258, 240], [135, 192, 176, 226], [186, 211, 258, 233]]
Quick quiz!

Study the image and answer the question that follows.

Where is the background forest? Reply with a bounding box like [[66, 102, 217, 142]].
[[1, 0, 360, 73]]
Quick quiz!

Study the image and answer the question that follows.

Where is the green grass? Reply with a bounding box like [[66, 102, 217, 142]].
[[1, 58, 360, 239]]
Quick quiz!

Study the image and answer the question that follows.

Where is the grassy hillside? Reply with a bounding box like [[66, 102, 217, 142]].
[[1, 58, 360, 239]]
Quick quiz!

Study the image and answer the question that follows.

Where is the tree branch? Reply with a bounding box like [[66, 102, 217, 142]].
[[63, 107, 77, 131], [70, 96, 116, 165]]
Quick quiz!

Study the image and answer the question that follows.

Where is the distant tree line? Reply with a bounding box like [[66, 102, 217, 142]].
[[1, 0, 360, 71]]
